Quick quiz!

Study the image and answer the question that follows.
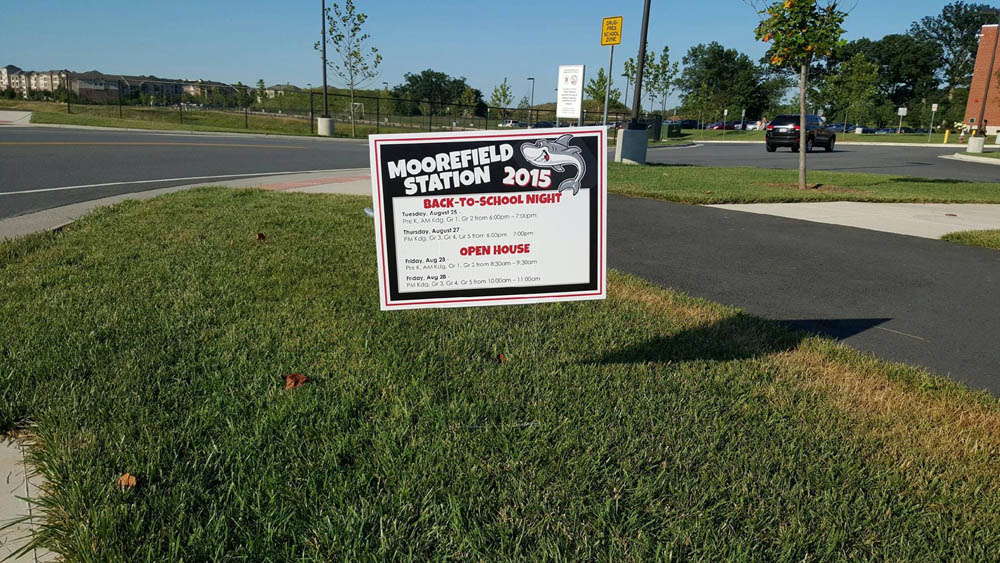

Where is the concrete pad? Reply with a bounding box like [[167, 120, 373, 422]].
[[0, 439, 54, 562], [0, 111, 31, 126], [707, 202, 1000, 239]]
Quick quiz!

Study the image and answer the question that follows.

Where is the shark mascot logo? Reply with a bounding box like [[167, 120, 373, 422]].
[[519, 134, 587, 195]]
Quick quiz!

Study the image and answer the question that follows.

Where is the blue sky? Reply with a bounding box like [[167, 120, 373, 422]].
[[4, 0, 950, 105]]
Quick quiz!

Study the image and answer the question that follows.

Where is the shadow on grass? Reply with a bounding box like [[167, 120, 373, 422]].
[[590, 315, 890, 365]]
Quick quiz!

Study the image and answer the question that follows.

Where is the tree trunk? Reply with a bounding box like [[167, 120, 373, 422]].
[[798, 63, 807, 190], [350, 86, 356, 137]]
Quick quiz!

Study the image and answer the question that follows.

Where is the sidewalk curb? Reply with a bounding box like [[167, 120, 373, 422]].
[[1, 438, 55, 562], [941, 153, 1000, 166]]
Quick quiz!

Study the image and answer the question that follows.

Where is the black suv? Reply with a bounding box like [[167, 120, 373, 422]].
[[765, 114, 835, 153]]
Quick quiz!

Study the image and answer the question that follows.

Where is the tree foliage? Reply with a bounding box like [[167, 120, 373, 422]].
[[317, 0, 382, 134], [584, 67, 622, 109], [391, 69, 481, 115], [676, 42, 788, 121], [489, 78, 513, 117], [910, 1, 997, 96], [756, 0, 846, 189]]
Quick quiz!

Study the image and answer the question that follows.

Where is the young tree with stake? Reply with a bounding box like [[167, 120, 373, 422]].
[[755, 0, 845, 189], [317, 0, 382, 137]]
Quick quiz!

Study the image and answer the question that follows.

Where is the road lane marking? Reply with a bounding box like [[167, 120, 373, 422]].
[[0, 169, 367, 196], [0, 142, 305, 149], [875, 326, 928, 342]]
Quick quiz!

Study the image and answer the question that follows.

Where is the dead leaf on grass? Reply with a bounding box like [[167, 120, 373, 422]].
[[116, 473, 138, 490], [256, 232, 266, 242], [496, 353, 508, 364], [284, 373, 310, 390]]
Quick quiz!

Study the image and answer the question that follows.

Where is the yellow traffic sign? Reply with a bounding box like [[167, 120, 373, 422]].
[[601, 16, 622, 46]]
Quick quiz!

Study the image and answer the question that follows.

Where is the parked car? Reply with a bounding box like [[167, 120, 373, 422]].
[[497, 119, 522, 128], [677, 119, 699, 129], [826, 122, 856, 133], [529, 121, 554, 129], [705, 121, 740, 130], [765, 114, 836, 152]]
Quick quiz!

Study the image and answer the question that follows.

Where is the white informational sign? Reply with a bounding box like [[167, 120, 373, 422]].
[[898, 107, 908, 117], [557, 65, 585, 120], [931, 103, 939, 112], [368, 127, 607, 310]]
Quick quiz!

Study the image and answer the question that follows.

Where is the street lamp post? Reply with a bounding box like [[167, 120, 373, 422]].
[[629, 0, 652, 129], [527, 77, 535, 124], [321, 0, 329, 118]]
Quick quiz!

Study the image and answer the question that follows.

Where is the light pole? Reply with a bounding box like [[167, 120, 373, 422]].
[[974, 9, 1000, 136], [321, 0, 329, 118], [629, 0, 652, 129], [527, 77, 535, 124]]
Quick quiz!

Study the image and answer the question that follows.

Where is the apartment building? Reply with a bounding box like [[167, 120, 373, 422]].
[[1, 65, 71, 97]]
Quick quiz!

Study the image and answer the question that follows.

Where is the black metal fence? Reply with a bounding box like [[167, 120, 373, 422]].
[[61, 84, 651, 138]]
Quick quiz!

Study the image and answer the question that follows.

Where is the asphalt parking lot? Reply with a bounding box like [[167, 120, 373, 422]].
[[648, 141, 1000, 182]]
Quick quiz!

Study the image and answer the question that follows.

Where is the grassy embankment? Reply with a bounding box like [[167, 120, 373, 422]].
[[608, 162, 1000, 204], [941, 230, 1000, 250], [960, 151, 1000, 159], [3, 188, 1000, 559], [2, 100, 511, 138]]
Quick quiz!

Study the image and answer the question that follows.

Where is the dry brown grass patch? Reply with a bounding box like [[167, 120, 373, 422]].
[[775, 344, 1000, 472], [608, 272, 729, 327]]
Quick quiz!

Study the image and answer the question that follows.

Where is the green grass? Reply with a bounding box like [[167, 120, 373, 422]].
[[609, 162, 1000, 204], [960, 151, 1000, 159], [4, 189, 1000, 559], [941, 229, 1000, 250], [8, 100, 520, 138]]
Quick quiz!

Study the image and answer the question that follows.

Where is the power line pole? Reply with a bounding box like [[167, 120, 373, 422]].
[[629, 0, 651, 128], [321, 0, 330, 118]]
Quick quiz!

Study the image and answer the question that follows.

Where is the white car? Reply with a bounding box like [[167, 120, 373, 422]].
[[497, 120, 521, 128]]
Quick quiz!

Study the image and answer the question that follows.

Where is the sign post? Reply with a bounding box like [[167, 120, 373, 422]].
[[929, 103, 938, 143], [557, 65, 586, 127], [368, 127, 607, 310], [600, 16, 623, 127], [897, 106, 907, 134]]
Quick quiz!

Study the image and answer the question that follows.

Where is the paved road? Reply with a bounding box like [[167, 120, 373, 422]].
[[0, 126, 369, 219], [4, 126, 1000, 393], [648, 141, 1000, 182]]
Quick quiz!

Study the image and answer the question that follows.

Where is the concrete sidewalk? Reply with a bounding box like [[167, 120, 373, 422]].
[[0, 111, 31, 126], [1, 440, 54, 562], [707, 201, 1000, 239], [0, 168, 372, 241]]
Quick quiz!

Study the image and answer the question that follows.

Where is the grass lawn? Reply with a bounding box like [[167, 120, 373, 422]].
[[3, 189, 1000, 559], [961, 151, 1000, 159], [608, 162, 1000, 204], [941, 229, 1000, 250]]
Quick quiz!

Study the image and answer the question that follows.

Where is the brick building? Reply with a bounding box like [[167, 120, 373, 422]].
[[965, 24, 1000, 135]]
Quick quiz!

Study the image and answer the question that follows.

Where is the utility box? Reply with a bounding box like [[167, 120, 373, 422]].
[[646, 115, 664, 142], [665, 122, 682, 138]]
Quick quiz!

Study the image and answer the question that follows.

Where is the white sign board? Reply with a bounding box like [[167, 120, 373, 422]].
[[931, 103, 939, 112], [557, 65, 585, 120], [898, 107, 908, 117], [368, 127, 607, 310]]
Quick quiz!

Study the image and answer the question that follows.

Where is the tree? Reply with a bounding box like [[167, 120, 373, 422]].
[[317, 0, 382, 136], [256, 79, 266, 104], [515, 95, 531, 123], [910, 2, 996, 100], [584, 68, 621, 116], [824, 53, 879, 128], [641, 50, 658, 113], [490, 77, 513, 117], [650, 46, 680, 114], [457, 86, 481, 118], [676, 42, 781, 122], [391, 69, 472, 115], [622, 57, 636, 110], [756, 0, 846, 189]]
